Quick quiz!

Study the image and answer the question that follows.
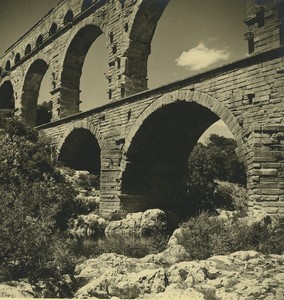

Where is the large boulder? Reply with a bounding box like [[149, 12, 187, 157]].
[[69, 212, 108, 237], [105, 212, 143, 237], [140, 209, 168, 236], [105, 209, 179, 237]]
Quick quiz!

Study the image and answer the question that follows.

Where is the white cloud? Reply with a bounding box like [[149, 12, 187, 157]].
[[175, 42, 230, 71]]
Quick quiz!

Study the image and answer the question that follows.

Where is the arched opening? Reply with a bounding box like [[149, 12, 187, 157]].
[[49, 22, 58, 36], [25, 44, 32, 56], [15, 53, 21, 64], [58, 128, 101, 177], [36, 35, 44, 47], [60, 24, 105, 116], [5, 60, 11, 71], [80, 34, 108, 111], [119, 0, 125, 9], [21, 59, 48, 126], [0, 81, 15, 109], [125, 0, 169, 95], [121, 101, 245, 218], [64, 10, 73, 25], [81, 0, 92, 12], [37, 68, 53, 126]]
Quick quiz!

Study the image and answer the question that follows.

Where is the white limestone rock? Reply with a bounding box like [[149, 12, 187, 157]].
[[141, 245, 189, 266], [167, 227, 183, 247], [74, 249, 284, 299], [0, 281, 35, 298], [70, 212, 108, 237], [105, 209, 178, 237]]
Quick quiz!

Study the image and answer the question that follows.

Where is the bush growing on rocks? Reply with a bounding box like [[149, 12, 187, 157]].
[[177, 212, 284, 260]]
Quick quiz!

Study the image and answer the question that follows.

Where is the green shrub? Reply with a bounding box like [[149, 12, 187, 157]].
[[0, 187, 76, 283], [215, 181, 248, 216], [77, 172, 100, 190], [0, 116, 78, 284], [178, 213, 284, 260], [180, 135, 247, 218]]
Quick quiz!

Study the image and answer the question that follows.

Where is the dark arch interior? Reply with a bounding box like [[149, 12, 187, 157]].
[[5, 61, 11, 71], [58, 128, 101, 174], [25, 44, 32, 55], [121, 101, 219, 213], [81, 0, 92, 12], [64, 10, 73, 25], [15, 53, 21, 64], [36, 35, 43, 47], [49, 23, 58, 36], [0, 81, 15, 109], [60, 24, 102, 117], [21, 59, 48, 126]]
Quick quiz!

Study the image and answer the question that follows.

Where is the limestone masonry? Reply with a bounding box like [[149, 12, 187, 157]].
[[0, 0, 284, 214]]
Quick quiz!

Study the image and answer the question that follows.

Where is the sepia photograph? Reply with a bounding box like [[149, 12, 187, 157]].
[[0, 0, 283, 299]]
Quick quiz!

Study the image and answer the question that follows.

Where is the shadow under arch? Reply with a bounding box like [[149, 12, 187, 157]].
[[120, 91, 248, 213], [57, 121, 104, 176], [0, 80, 15, 109], [21, 59, 49, 126], [60, 22, 105, 117]]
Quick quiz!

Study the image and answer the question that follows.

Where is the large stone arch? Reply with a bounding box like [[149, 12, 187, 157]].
[[122, 0, 170, 94], [124, 90, 248, 164], [0, 79, 15, 110], [57, 119, 106, 156], [56, 120, 104, 175], [59, 16, 106, 117], [21, 58, 49, 126], [119, 90, 248, 213]]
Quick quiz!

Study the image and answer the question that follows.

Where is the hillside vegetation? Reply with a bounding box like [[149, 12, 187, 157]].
[[0, 116, 78, 295]]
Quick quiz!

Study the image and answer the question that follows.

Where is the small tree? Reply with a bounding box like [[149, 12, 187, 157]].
[[181, 134, 246, 217], [205, 134, 246, 185], [36, 101, 52, 126]]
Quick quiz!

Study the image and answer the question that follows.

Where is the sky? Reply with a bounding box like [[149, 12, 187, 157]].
[[0, 0, 248, 142]]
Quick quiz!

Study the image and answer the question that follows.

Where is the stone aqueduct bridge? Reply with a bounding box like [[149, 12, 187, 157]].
[[0, 0, 284, 214]]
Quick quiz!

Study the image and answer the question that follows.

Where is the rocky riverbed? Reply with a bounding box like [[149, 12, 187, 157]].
[[1, 174, 283, 299], [1, 247, 283, 299]]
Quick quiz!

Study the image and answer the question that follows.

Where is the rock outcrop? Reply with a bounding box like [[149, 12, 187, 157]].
[[74, 250, 284, 299], [69, 212, 108, 237], [1, 249, 283, 299], [0, 281, 35, 298]]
